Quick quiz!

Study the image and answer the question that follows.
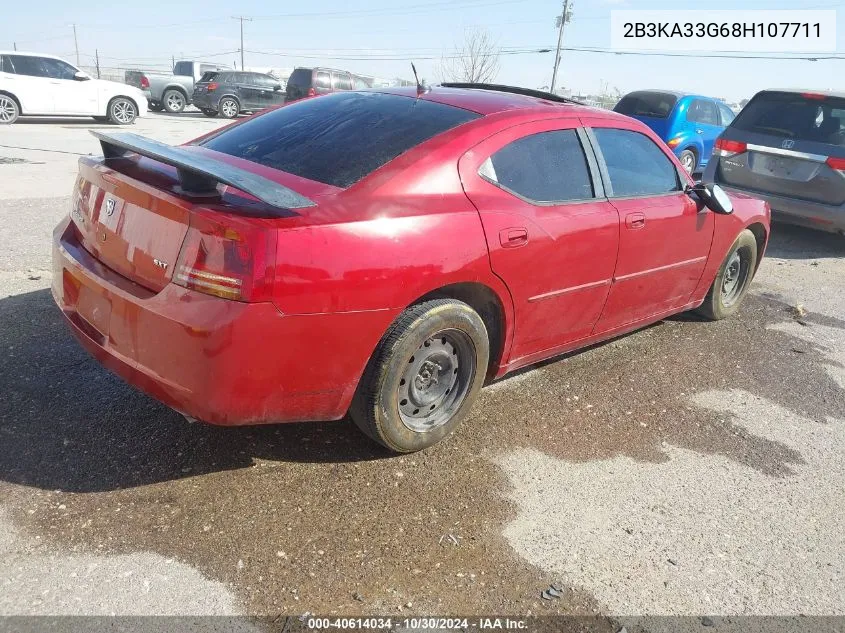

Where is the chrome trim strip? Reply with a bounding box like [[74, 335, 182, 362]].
[[746, 143, 827, 162], [528, 278, 611, 302], [614, 256, 707, 282]]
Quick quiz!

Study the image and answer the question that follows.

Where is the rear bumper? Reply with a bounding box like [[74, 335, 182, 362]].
[[191, 93, 220, 111], [716, 184, 845, 234], [51, 217, 397, 426]]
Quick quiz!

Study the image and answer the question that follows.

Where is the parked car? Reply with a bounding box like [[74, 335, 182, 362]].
[[284, 67, 355, 102], [614, 90, 736, 174], [52, 85, 769, 453], [703, 89, 845, 235], [192, 70, 285, 119], [0, 51, 147, 125], [125, 60, 230, 113]]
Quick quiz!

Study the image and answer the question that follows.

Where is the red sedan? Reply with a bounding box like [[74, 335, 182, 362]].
[[52, 84, 770, 452]]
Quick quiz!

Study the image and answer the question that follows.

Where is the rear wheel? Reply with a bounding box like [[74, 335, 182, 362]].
[[162, 89, 186, 113], [679, 149, 697, 174], [218, 97, 240, 119], [107, 97, 137, 125], [695, 229, 758, 320], [0, 94, 20, 124], [350, 299, 489, 453]]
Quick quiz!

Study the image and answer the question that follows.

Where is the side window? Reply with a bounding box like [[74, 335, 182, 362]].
[[258, 75, 278, 88], [199, 64, 217, 75], [0, 55, 14, 73], [8, 55, 49, 77], [40, 58, 78, 80], [480, 129, 595, 203], [314, 71, 330, 89], [332, 72, 352, 90], [687, 99, 719, 126], [718, 103, 736, 126], [173, 62, 192, 76], [592, 128, 680, 197]]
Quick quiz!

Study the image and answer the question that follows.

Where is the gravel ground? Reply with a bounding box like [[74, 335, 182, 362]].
[[0, 114, 843, 621]]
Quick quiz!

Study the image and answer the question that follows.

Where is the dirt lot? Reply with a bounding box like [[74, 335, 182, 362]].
[[1, 113, 843, 623]]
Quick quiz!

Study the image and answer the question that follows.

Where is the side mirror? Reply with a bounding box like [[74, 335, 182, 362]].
[[73, 71, 90, 81], [687, 182, 734, 215]]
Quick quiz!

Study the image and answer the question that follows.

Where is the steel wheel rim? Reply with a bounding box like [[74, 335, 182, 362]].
[[0, 96, 15, 122], [721, 248, 748, 307], [681, 152, 695, 173], [166, 92, 184, 110], [112, 100, 135, 123], [222, 100, 238, 117], [398, 329, 475, 433]]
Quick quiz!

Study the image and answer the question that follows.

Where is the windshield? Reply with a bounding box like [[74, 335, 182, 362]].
[[287, 68, 312, 87], [201, 91, 479, 188], [614, 91, 679, 119], [731, 91, 845, 147]]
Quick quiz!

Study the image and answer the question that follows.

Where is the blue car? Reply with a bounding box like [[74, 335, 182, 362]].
[[613, 90, 736, 174]]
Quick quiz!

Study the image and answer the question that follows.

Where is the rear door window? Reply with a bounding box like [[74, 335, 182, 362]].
[[314, 71, 330, 89], [687, 99, 719, 126], [7, 55, 50, 77], [592, 128, 680, 197], [0, 55, 14, 73], [332, 72, 353, 90], [480, 130, 594, 203], [614, 92, 678, 119], [718, 103, 736, 126], [201, 92, 479, 188], [731, 91, 845, 147]]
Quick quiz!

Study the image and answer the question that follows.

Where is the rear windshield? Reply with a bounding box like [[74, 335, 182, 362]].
[[198, 71, 218, 83], [201, 92, 480, 188], [173, 61, 192, 76], [614, 91, 679, 119], [731, 91, 845, 147], [287, 68, 312, 87]]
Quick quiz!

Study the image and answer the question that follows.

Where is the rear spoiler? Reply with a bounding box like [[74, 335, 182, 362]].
[[91, 131, 316, 212]]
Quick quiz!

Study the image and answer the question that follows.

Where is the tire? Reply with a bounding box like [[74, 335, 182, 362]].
[[162, 89, 186, 113], [201, 109, 218, 117], [679, 149, 697, 174], [107, 97, 137, 125], [695, 229, 758, 321], [218, 97, 240, 119], [350, 299, 489, 453], [149, 102, 164, 112], [0, 94, 20, 124]]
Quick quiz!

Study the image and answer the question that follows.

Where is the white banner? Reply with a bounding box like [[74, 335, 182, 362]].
[[610, 10, 837, 52]]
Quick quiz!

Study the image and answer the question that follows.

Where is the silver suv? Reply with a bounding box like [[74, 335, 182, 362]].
[[703, 89, 845, 235]]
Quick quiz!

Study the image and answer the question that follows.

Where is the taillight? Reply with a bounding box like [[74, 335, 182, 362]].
[[714, 138, 747, 156], [826, 156, 845, 171], [307, 87, 316, 97], [140, 76, 150, 89], [173, 213, 276, 302], [207, 82, 219, 91]]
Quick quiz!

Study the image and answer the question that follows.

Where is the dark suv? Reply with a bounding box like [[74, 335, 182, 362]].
[[703, 89, 845, 235], [285, 67, 367, 103], [192, 71, 284, 119]]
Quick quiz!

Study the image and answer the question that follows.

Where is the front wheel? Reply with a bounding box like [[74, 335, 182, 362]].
[[0, 94, 20, 124], [350, 299, 489, 453], [107, 97, 137, 125], [218, 97, 240, 119], [679, 149, 697, 174], [695, 229, 758, 320]]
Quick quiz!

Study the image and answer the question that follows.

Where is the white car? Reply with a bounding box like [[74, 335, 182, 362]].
[[0, 51, 148, 125]]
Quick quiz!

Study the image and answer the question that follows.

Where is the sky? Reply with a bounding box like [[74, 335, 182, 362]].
[[6, 0, 845, 103]]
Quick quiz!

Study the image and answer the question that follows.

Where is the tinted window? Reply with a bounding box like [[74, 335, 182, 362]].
[[314, 71, 330, 89], [332, 72, 352, 90], [687, 99, 719, 125], [256, 75, 278, 88], [481, 130, 594, 203], [173, 61, 192, 76], [198, 71, 219, 83], [353, 77, 371, 89], [731, 91, 845, 147], [7, 55, 50, 78], [614, 91, 678, 119], [200, 64, 222, 74], [593, 128, 680, 197], [287, 68, 312, 87], [202, 92, 479, 188], [718, 103, 736, 125], [0, 55, 13, 73]]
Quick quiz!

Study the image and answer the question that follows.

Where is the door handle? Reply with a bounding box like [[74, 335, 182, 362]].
[[499, 227, 528, 248], [625, 213, 646, 229]]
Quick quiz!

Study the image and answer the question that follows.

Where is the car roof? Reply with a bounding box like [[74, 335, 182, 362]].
[[756, 88, 845, 100], [0, 50, 67, 60], [379, 85, 627, 118]]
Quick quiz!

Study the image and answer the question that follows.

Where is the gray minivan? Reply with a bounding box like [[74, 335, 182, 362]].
[[703, 89, 845, 235]]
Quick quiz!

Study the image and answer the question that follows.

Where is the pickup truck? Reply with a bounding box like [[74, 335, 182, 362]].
[[125, 61, 231, 113]]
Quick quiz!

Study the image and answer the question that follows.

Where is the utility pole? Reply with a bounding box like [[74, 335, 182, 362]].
[[232, 16, 253, 70], [71, 24, 80, 66], [550, 0, 571, 94], [95, 49, 101, 79], [13, 42, 17, 51]]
